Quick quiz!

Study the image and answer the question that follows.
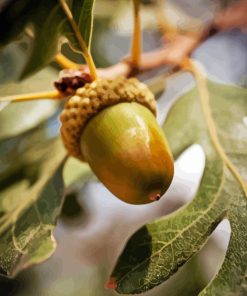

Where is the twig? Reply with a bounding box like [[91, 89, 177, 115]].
[[131, 0, 142, 66], [53, 2, 218, 80], [0, 90, 61, 103], [55, 53, 80, 70]]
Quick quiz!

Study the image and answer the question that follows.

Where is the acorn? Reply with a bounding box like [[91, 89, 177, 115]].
[[60, 76, 174, 204]]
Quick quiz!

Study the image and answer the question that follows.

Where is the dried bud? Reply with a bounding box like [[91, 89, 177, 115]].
[[54, 69, 92, 96]]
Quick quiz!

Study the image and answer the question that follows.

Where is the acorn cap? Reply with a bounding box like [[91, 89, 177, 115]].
[[60, 76, 157, 160]]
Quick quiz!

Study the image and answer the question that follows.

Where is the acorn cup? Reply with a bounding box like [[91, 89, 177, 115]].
[[60, 76, 174, 204]]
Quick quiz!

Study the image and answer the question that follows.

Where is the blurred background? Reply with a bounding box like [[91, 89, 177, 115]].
[[0, 0, 246, 295]]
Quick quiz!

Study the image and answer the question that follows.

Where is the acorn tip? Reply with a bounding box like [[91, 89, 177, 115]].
[[149, 193, 161, 201], [105, 277, 117, 289]]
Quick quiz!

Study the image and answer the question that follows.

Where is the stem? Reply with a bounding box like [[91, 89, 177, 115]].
[[59, 0, 98, 80], [0, 90, 62, 103], [188, 59, 247, 198], [55, 53, 80, 69], [131, 0, 142, 66]]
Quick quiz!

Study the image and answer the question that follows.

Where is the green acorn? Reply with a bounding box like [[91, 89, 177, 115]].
[[60, 77, 174, 204]]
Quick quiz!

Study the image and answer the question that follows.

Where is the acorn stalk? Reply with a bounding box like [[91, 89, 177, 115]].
[[60, 77, 174, 204]]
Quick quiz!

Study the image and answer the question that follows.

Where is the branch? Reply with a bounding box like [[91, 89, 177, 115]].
[[4, 1, 241, 107], [77, 22, 218, 80], [54, 1, 217, 80]]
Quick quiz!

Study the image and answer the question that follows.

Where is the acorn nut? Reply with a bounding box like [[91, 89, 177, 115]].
[[60, 76, 174, 204]]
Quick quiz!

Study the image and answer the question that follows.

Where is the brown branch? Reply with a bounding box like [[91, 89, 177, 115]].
[[55, 2, 237, 83], [11, 2, 236, 104], [27, 2, 242, 87], [76, 22, 218, 81], [75, 0, 246, 80]]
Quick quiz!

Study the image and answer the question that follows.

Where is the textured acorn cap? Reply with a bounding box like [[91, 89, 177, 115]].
[[60, 76, 157, 160]]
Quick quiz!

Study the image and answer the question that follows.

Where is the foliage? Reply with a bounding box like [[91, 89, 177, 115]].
[[0, 0, 95, 78], [0, 1, 246, 296], [0, 0, 96, 273], [0, 136, 66, 276]]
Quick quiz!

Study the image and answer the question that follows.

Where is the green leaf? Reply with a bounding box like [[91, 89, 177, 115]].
[[0, 42, 27, 83], [110, 80, 247, 295], [21, 0, 95, 78], [64, 0, 95, 52], [0, 119, 58, 183], [0, 0, 95, 78], [0, 66, 60, 139], [0, 138, 67, 276]]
